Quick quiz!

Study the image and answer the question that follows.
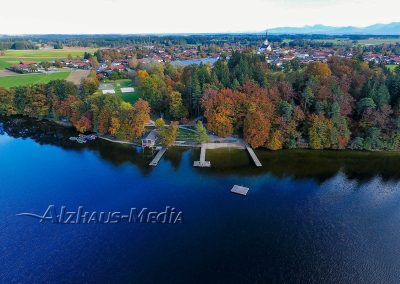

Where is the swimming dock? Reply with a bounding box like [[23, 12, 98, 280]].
[[193, 143, 211, 167], [149, 147, 167, 166], [245, 144, 262, 167], [231, 185, 250, 196]]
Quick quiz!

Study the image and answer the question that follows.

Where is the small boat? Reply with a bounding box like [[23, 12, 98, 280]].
[[76, 138, 87, 144], [78, 134, 97, 141], [69, 136, 87, 143]]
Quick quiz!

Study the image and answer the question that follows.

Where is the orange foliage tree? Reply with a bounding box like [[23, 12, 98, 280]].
[[244, 110, 270, 149], [128, 99, 151, 138]]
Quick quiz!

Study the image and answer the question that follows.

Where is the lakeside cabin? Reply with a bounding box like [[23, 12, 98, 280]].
[[142, 130, 158, 148]]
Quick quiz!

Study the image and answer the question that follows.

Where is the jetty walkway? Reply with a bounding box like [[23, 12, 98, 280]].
[[149, 147, 167, 166], [245, 144, 262, 167]]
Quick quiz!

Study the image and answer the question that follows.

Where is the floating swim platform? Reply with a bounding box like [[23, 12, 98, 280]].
[[231, 185, 250, 196]]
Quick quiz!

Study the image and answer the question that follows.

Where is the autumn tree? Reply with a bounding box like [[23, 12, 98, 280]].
[[75, 114, 92, 133], [306, 62, 332, 80], [128, 99, 151, 138], [243, 110, 270, 149], [168, 91, 188, 120], [267, 130, 283, 150], [155, 118, 165, 129], [161, 121, 178, 147], [0, 88, 16, 115], [308, 114, 333, 150]]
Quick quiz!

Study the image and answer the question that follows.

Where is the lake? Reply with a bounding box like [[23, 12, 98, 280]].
[[170, 57, 219, 66], [1, 117, 400, 283]]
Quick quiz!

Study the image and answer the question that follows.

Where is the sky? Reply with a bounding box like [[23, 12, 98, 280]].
[[0, 0, 399, 34]]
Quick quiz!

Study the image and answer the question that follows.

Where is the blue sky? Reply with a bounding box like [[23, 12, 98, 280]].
[[1, 0, 399, 34]]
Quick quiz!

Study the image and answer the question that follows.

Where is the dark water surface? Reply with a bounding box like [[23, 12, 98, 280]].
[[1, 117, 400, 283]]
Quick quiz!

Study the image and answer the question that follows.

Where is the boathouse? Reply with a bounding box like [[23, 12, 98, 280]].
[[142, 130, 158, 148]]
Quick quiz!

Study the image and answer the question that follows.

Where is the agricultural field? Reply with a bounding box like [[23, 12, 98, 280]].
[[0, 47, 97, 70], [0, 72, 70, 88], [101, 79, 141, 104], [2, 48, 97, 57], [283, 37, 400, 46], [66, 70, 91, 85], [357, 38, 400, 45]]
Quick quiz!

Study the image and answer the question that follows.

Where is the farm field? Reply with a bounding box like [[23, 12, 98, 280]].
[[283, 37, 400, 46], [101, 79, 141, 104], [357, 38, 400, 45], [2, 48, 97, 57], [66, 70, 90, 85], [0, 72, 70, 88], [0, 47, 96, 70]]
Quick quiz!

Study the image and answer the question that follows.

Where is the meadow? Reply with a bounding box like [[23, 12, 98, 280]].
[[283, 37, 400, 46], [0, 72, 70, 88], [2, 48, 97, 57], [0, 48, 96, 70], [101, 79, 141, 104]]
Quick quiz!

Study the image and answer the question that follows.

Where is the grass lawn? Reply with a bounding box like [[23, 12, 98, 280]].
[[102, 79, 141, 104], [176, 128, 198, 142], [0, 59, 13, 70], [386, 64, 398, 72], [0, 72, 70, 88]]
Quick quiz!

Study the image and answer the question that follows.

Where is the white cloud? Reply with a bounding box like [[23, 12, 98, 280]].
[[0, 0, 399, 34]]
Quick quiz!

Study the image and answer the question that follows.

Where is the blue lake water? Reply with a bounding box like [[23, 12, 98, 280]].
[[170, 57, 218, 66], [1, 117, 400, 283]]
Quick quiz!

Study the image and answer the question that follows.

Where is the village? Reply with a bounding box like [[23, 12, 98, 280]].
[[5, 34, 400, 80]]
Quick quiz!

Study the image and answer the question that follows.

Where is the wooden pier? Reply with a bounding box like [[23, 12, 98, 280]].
[[193, 143, 211, 167], [245, 144, 262, 167], [231, 185, 250, 196], [149, 147, 167, 166]]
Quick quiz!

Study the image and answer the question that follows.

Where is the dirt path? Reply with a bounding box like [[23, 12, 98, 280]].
[[0, 70, 19, 77], [66, 70, 90, 85]]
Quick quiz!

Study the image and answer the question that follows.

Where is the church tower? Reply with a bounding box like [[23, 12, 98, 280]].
[[258, 30, 272, 53]]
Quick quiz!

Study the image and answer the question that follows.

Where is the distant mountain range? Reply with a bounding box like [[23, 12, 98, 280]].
[[268, 22, 400, 35]]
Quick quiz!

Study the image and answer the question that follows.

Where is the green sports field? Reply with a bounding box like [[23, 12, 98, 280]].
[[0, 72, 71, 88], [101, 79, 141, 104]]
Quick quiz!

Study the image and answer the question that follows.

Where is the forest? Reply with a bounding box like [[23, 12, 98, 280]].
[[0, 71, 151, 142], [133, 52, 400, 151], [1, 51, 400, 151]]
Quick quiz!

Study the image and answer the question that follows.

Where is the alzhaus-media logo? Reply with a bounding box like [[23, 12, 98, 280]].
[[16, 205, 184, 224]]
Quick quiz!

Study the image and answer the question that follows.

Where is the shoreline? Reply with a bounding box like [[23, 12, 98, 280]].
[[2, 115, 399, 153], [98, 135, 142, 147]]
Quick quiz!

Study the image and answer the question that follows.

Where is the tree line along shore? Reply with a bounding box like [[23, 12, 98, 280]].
[[1, 52, 400, 151]]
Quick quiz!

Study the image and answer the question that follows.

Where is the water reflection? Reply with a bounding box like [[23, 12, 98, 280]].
[[2, 116, 400, 183]]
